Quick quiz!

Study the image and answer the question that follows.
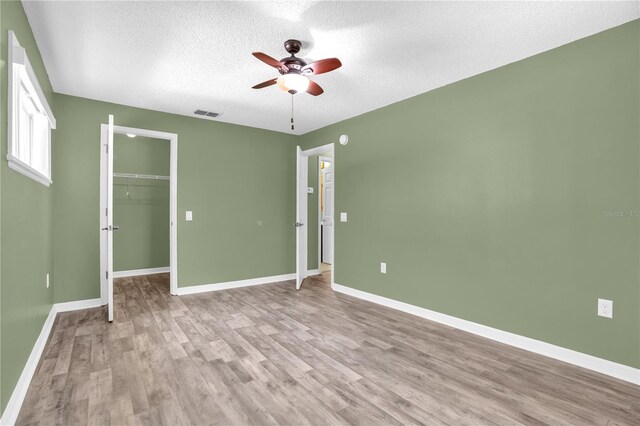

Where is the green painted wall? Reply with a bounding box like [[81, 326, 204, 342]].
[[300, 20, 640, 368], [113, 134, 170, 271], [1, 5, 637, 414], [0, 1, 55, 413], [53, 94, 297, 303]]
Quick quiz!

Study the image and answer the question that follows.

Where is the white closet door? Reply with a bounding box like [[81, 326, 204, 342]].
[[100, 114, 115, 322], [296, 146, 308, 289]]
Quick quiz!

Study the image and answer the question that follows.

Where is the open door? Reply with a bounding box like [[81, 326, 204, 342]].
[[100, 115, 115, 322], [320, 158, 333, 264], [296, 146, 308, 289]]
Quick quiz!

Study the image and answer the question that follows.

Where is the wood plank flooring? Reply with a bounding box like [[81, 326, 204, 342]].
[[16, 272, 640, 425]]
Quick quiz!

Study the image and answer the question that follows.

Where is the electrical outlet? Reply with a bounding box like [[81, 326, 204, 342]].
[[46, 273, 50, 288], [340, 212, 347, 222], [186, 211, 193, 221], [380, 262, 386, 274], [598, 298, 613, 319]]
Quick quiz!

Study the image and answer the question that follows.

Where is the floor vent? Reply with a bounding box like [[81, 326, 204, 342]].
[[194, 110, 222, 119]]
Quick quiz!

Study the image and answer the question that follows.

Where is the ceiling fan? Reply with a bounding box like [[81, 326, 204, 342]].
[[251, 39, 342, 96]]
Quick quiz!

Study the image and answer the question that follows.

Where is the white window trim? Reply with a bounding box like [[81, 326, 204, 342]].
[[6, 154, 53, 186], [7, 30, 56, 186]]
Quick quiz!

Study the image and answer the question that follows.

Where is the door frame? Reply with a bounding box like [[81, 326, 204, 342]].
[[297, 143, 335, 289], [100, 124, 179, 300], [317, 155, 333, 268]]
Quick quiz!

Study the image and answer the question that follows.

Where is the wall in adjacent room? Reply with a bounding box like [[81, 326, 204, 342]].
[[0, 0, 55, 414], [300, 20, 640, 368], [113, 134, 170, 272], [53, 94, 298, 303], [306, 151, 331, 272]]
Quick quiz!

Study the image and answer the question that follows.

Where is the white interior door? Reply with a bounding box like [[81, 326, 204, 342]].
[[100, 115, 115, 322], [320, 158, 333, 264], [296, 146, 308, 289]]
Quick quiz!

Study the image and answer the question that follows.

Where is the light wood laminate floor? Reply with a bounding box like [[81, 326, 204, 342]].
[[17, 272, 640, 425]]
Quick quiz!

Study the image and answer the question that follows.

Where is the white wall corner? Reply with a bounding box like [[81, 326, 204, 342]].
[[332, 283, 640, 386]]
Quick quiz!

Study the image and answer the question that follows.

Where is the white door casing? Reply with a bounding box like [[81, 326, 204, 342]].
[[296, 143, 335, 291], [100, 121, 179, 320]]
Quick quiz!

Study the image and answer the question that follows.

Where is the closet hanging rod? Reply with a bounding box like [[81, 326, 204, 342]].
[[113, 172, 170, 181]]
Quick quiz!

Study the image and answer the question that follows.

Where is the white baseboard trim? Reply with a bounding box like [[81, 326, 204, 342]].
[[113, 267, 170, 278], [0, 307, 56, 426], [176, 273, 295, 296], [332, 283, 640, 386], [1, 296, 107, 425], [1, 272, 294, 424], [54, 298, 104, 313], [306, 269, 320, 276]]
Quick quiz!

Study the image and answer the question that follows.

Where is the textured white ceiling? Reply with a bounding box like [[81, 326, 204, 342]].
[[23, 1, 639, 135]]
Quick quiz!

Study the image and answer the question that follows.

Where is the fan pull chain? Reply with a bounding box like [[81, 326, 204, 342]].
[[291, 94, 295, 131]]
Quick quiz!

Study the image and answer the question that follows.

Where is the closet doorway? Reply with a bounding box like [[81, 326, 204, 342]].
[[99, 115, 178, 322]]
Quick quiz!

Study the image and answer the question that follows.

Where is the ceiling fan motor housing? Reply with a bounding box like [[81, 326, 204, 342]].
[[279, 39, 307, 75], [280, 59, 305, 74]]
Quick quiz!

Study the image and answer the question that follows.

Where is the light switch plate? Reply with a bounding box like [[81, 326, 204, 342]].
[[46, 273, 50, 288], [340, 212, 347, 222], [598, 298, 613, 318], [186, 211, 193, 221], [380, 262, 386, 274]]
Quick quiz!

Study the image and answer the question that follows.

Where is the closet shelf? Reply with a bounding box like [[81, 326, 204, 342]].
[[113, 172, 169, 181]]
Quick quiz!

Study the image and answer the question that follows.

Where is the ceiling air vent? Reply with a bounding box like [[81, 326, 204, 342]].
[[194, 109, 221, 119]]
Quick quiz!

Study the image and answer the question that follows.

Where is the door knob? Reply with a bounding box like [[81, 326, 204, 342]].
[[113, 226, 120, 231], [295, 222, 304, 227]]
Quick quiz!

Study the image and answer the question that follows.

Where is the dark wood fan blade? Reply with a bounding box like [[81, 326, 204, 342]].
[[301, 58, 342, 75], [252, 52, 287, 70], [252, 78, 278, 89], [306, 80, 324, 96]]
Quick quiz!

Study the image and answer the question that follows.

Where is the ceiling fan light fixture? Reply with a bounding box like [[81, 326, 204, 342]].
[[277, 73, 309, 94]]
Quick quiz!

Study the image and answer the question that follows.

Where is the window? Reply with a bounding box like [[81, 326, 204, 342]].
[[8, 31, 56, 186]]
